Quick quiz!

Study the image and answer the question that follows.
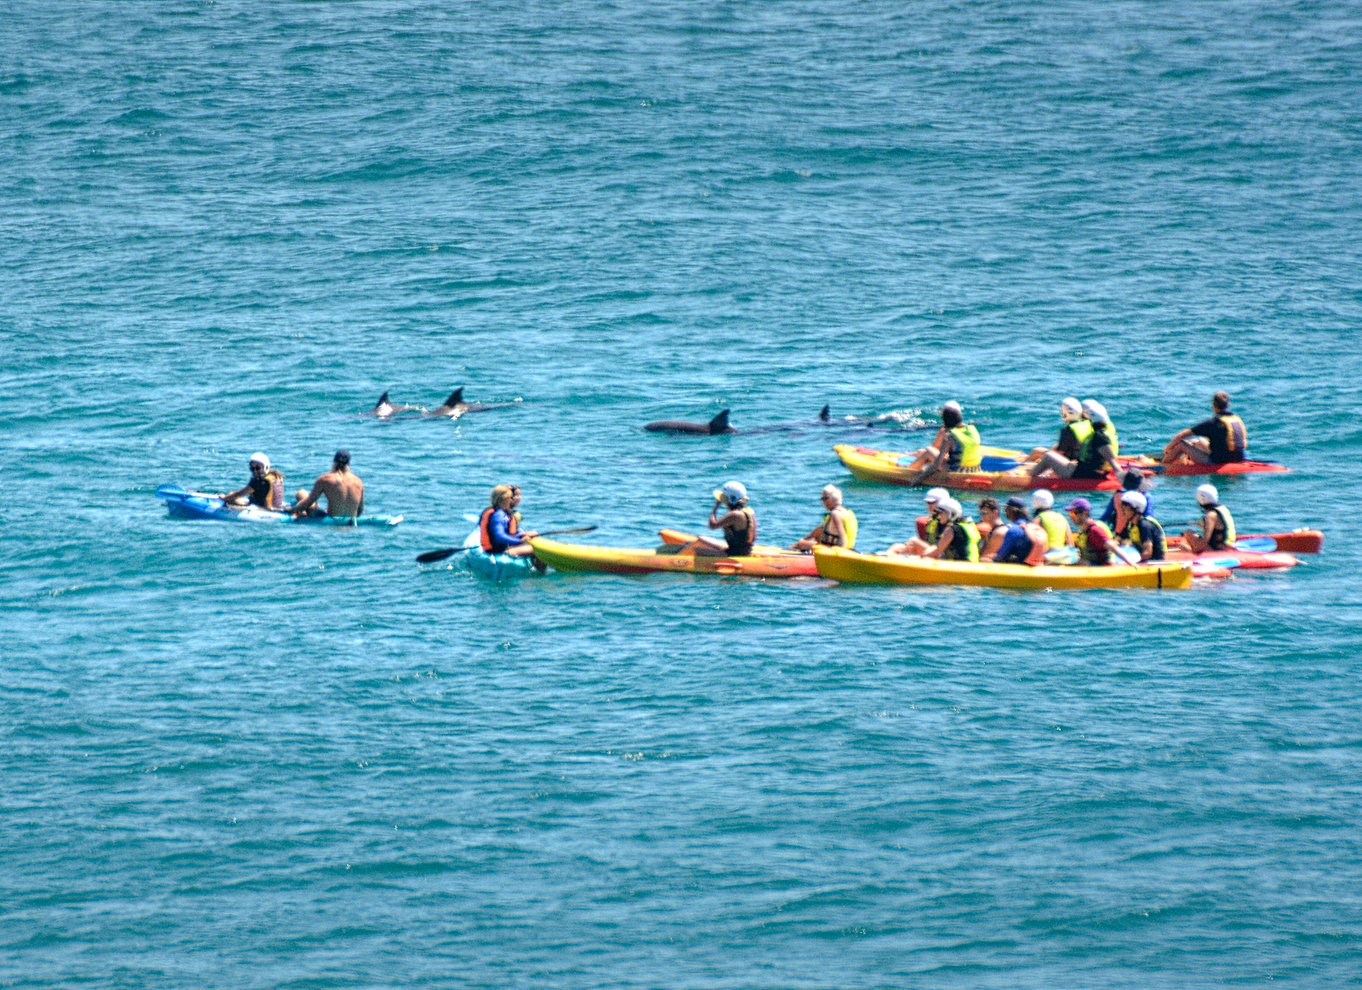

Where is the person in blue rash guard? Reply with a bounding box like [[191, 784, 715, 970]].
[[1100, 468, 1153, 531], [985, 497, 1034, 564], [479, 485, 539, 557]]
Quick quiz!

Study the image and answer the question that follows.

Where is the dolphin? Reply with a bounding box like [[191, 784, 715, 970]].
[[370, 391, 426, 418], [427, 387, 518, 418], [644, 409, 737, 435]]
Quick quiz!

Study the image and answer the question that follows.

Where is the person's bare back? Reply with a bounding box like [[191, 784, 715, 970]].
[[292, 450, 364, 518]]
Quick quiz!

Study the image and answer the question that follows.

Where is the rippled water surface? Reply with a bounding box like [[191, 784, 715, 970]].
[[4, 1, 1362, 986]]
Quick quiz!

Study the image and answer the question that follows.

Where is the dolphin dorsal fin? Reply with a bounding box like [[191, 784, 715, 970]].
[[708, 409, 731, 434], [376, 391, 390, 406], [443, 387, 464, 407], [819, 404, 830, 421]]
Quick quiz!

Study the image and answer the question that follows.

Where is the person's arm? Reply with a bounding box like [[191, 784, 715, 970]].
[[291, 481, 322, 517], [490, 511, 527, 547], [986, 527, 1017, 563], [708, 503, 737, 530], [221, 485, 249, 502], [922, 525, 954, 559], [1096, 441, 1122, 477]]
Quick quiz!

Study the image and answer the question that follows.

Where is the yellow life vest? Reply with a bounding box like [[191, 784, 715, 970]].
[[1036, 508, 1071, 549], [948, 424, 983, 470], [820, 508, 858, 549]]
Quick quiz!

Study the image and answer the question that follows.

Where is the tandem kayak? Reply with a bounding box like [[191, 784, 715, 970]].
[[834, 445, 1121, 492], [528, 536, 819, 578], [812, 546, 1193, 590], [1164, 548, 1300, 570], [156, 485, 402, 526], [1167, 530, 1324, 555]]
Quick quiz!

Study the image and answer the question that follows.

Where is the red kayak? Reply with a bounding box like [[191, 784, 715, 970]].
[[1167, 530, 1324, 555], [1165, 548, 1299, 570]]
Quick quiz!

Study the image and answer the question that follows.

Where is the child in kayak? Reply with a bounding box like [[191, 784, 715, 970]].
[[220, 452, 284, 510]]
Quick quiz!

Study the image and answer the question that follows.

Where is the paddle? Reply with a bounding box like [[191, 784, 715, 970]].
[[416, 526, 597, 564]]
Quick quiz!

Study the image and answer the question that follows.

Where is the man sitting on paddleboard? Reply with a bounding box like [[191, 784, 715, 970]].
[[290, 450, 365, 519], [791, 484, 858, 551], [1162, 391, 1249, 466], [698, 481, 757, 557], [220, 452, 284, 509], [1180, 483, 1237, 554]]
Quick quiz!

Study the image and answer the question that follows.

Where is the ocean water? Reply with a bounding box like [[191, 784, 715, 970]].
[[4, 1, 1362, 986]]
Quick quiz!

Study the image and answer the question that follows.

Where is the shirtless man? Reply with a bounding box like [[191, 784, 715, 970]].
[[290, 450, 364, 519]]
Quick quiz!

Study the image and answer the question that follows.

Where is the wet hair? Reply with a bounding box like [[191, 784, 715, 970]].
[[941, 406, 963, 428], [1213, 391, 1231, 412]]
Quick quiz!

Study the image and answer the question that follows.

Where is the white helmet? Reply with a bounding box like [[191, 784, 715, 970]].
[[1081, 399, 1110, 425], [249, 452, 270, 470], [1031, 489, 1054, 510], [924, 486, 949, 506], [1196, 483, 1219, 507], [942, 400, 962, 416], [721, 481, 748, 506], [941, 497, 963, 521], [1119, 491, 1147, 513], [1060, 397, 1083, 421]]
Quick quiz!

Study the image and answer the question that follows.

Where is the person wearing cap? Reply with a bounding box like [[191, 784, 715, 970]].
[[1162, 391, 1249, 466], [699, 481, 757, 557], [983, 497, 1039, 564], [792, 485, 858, 551], [1024, 397, 1092, 467], [1099, 468, 1154, 531], [1181, 484, 1237, 553], [894, 488, 950, 555], [1030, 489, 1074, 551], [221, 452, 284, 509], [898, 401, 984, 481], [1114, 491, 1166, 561], [1031, 399, 1121, 480], [1066, 497, 1118, 565], [290, 450, 365, 520], [476, 483, 540, 556]]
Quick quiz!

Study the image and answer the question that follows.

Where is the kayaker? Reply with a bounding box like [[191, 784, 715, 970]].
[[1032, 399, 1121, 480], [792, 484, 858, 551], [985, 497, 1036, 564], [976, 497, 1005, 559], [898, 402, 983, 481], [1099, 468, 1153, 531], [1023, 397, 1091, 467], [922, 498, 981, 562], [290, 450, 365, 519], [894, 487, 950, 555], [220, 452, 283, 509], [700, 481, 757, 557], [1115, 491, 1166, 561], [478, 484, 540, 558], [1162, 391, 1249, 466], [1067, 497, 1118, 565], [1031, 489, 1074, 550], [1180, 483, 1237, 553]]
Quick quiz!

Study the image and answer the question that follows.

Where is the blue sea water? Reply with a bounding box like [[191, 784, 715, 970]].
[[3, 1, 1362, 986]]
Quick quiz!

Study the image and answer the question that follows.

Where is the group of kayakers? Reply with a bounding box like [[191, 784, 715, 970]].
[[217, 449, 365, 519]]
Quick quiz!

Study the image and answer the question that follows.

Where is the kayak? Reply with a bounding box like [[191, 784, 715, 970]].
[[1167, 530, 1324, 555], [1164, 548, 1299, 570], [834, 445, 1120, 492], [978, 449, 1288, 478], [457, 529, 537, 581], [156, 485, 402, 526], [812, 546, 1193, 590], [528, 536, 819, 578]]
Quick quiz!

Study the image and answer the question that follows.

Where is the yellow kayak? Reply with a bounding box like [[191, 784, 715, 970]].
[[834, 443, 1121, 493], [813, 546, 1193, 590]]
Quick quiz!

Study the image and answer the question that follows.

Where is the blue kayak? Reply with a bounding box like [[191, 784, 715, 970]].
[[156, 485, 402, 526], [458, 529, 537, 581]]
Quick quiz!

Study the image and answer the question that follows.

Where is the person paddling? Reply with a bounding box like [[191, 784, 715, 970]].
[[477, 484, 540, 559], [1163, 391, 1248, 466], [1180, 483, 1237, 553], [792, 484, 858, 551], [291, 449, 364, 519], [698, 481, 757, 557], [1115, 491, 1166, 561], [1024, 397, 1091, 467], [221, 452, 285, 510]]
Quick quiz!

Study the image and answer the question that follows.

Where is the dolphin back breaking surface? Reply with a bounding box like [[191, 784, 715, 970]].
[[643, 409, 735, 435]]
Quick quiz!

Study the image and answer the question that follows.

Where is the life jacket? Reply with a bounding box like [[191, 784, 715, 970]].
[[266, 469, 286, 511], [818, 508, 858, 549], [947, 424, 982, 470], [1036, 508, 1070, 549], [1121, 515, 1166, 561], [941, 518, 981, 563], [1208, 504, 1236, 550], [1076, 422, 1118, 474], [1065, 419, 1093, 449], [1076, 519, 1115, 565], [924, 516, 941, 545], [1023, 521, 1049, 566], [725, 506, 757, 556], [1217, 414, 1248, 460], [479, 506, 519, 553]]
